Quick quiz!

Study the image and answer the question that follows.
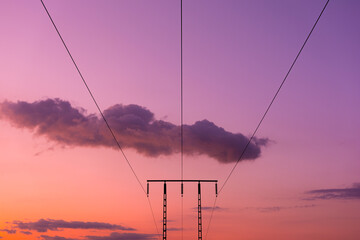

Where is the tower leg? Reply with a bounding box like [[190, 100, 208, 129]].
[[198, 182, 202, 240], [163, 182, 167, 240]]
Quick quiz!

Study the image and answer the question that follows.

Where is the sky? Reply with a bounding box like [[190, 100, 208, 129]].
[[0, 0, 359, 240]]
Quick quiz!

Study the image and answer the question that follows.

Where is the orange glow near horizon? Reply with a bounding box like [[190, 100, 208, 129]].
[[1, 0, 360, 239]]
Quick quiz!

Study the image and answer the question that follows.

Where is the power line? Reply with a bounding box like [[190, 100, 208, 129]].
[[219, 0, 330, 195], [180, 0, 184, 183], [180, 0, 184, 240], [146, 198, 161, 240], [204, 196, 217, 239], [39, 1, 160, 238], [205, 0, 330, 238]]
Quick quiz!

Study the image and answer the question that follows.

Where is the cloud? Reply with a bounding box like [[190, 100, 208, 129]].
[[256, 205, 317, 213], [40, 232, 158, 240], [256, 206, 283, 213], [0, 99, 269, 163], [34, 146, 55, 156], [305, 183, 360, 200], [167, 228, 182, 231], [41, 235, 78, 240], [241, 204, 316, 213], [85, 232, 157, 240], [13, 220, 155, 240], [0, 229, 16, 234], [13, 219, 134, 233], [192, 206, 226, 212]]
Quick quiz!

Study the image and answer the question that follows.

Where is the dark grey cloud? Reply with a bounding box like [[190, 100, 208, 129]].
[[85, 232, 157, 240], [0, 229, 16, 234], [13, 219, 134, 233], [305, 183, 360, 200], [0, 99, 269, 163]]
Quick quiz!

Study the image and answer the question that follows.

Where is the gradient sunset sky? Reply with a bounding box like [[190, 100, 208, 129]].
[[1, 0, 360, 240]]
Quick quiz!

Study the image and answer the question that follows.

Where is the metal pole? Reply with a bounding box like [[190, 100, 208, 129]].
[[163, 182, 167, 240], [147, 182, 149, 197], [198, 182, 202, 240]]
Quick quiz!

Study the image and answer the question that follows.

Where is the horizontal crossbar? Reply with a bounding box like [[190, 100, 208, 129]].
[[147, 180, 217, 183]]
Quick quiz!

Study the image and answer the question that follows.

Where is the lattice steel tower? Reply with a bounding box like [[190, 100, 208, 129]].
[[147, 180, 217, 240]]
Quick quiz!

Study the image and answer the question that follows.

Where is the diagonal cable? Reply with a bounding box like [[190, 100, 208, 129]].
[[205, 0, 330, 238], [39, 1, 161, 238], [219, 0, 330, 195]]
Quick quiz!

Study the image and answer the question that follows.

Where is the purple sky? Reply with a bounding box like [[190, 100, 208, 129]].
[[0, 1, 360, 240]]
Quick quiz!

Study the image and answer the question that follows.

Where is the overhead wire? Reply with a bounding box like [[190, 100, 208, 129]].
[[39, 0, 161, 239], [180, 0, 184, 239], [204, 0, 330, 238], [39, 0, 330, 238]]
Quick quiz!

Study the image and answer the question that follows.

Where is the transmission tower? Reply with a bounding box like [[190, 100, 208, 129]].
[[147, 180, 218, 240]]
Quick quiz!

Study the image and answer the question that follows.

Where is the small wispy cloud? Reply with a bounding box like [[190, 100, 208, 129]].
[[0, 229, 16, 234], [20, 231, 32, 235], [13, 219, 134, 233], [305, 183, 360, 200], [168, 228, 182, 231], [256, 206, 283, 213], [40, 233, 158, 240], [41, 236, 78, 240], [34, 146, 55, 156], [241, 204, 316, 213], [192, 206, 226, 212], [85, 232, 158, 240], [256, 204, 316, 213]]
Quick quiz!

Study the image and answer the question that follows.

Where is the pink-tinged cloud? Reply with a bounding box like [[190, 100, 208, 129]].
[[0, 98, 268, 163]]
